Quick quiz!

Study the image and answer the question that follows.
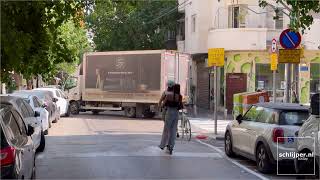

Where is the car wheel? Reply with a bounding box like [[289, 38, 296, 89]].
[[295, 150, 319, 178], [125, 107, 136, 118], [225, 131, 236, 157], [256, 144, 273, 173], [36, 131, 45, 152], [70, 101, 79, 115]]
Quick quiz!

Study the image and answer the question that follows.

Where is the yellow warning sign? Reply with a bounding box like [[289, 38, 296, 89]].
[[208, 48, 225, 67], [270, 53, 278, 71], [278, 49, 301, 63]]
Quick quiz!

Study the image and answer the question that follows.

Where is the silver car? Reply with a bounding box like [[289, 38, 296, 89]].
[[225, 103, 309, 173]]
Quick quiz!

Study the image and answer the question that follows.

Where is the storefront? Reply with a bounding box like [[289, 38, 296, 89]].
[[224, 50, 320, 110]]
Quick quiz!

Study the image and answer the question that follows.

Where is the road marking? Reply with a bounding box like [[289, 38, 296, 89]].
[[196, 139, 270, 180], [36, 151, 223, 159]]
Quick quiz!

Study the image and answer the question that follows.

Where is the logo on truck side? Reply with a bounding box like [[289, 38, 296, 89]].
[[116, 57, 125, 70]]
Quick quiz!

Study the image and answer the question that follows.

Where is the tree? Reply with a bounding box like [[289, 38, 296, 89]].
[[259, 0, 320, 33], [86, 0, 179, 51], [1, 0, 92, 84]]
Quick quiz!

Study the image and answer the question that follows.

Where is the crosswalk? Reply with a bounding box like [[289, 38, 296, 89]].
[[189, 118, 231, 135]]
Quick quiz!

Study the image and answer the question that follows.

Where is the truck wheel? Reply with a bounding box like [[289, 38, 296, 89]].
[[143, 109, 155, 118], [70, 101, 79, 115], [125, 107, 136, 118], [92, 110, 100, 115]]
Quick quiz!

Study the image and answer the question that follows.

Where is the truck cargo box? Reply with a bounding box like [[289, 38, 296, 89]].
[[82, 50, 189, 104]]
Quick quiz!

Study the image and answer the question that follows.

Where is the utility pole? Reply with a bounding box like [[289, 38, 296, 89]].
[[284, 63, 291, 103]]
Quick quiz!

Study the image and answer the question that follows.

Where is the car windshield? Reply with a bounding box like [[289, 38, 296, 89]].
[[279, 111, 310, 126]]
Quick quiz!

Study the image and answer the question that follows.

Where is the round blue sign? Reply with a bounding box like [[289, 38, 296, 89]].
[[279, 29, 301, 49]]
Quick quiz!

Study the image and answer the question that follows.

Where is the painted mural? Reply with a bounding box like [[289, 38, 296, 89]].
[[225, 50, 320, 104]]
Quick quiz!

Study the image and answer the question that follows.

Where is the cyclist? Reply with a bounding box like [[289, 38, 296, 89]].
[[159, 83, 183, 155]]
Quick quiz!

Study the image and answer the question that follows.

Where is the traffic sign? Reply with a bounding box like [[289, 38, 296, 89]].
[[271, 38, 277, 53], [279, 29, 301, 49], [208, 48, 224, 67], [270, 53, 278, 70], [278, 49, 301, 63]]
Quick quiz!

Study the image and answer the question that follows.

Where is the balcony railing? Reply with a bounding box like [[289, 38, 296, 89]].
[[212, 5, 283, 30]]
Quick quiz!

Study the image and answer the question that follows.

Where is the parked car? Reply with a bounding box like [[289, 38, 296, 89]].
[[295, 93, 319, 178], [21, 90, 60, 124], [34, 88, 70, 117], [225, 103, 309, 173], [0, 95, 45, 152], [0, 104, 36, 179], [12, 91, 50, 135]]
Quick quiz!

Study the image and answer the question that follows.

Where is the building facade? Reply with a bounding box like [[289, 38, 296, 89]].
[[177, 0, 320, 114]]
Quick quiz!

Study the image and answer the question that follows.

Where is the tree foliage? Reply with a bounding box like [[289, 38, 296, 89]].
[[259, 0, 320, 33], [1, 0, 92, 83], [86, 0, 179, 51]]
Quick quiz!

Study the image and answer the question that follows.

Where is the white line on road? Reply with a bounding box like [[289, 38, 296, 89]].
[[37, 151, 223, 159], [196, 139, 270, 180]]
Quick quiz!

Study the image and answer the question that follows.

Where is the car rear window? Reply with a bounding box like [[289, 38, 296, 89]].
[[279, 111, 309, 126]]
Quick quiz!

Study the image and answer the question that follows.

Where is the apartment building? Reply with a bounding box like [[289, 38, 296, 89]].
[[177, 0, 320, 113]]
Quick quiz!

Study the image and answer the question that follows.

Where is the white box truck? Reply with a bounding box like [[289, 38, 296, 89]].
[[64, 50, 190, 118]]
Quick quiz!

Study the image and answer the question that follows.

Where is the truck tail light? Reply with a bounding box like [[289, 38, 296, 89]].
[[273, 128, 284, 143], [0, 146, 15, 166]]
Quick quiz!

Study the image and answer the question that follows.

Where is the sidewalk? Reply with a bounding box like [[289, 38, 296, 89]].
[[189, 117, 232, 140]]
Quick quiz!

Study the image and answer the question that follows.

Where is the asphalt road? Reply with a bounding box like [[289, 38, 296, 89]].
[[36, 112, 267, 179]]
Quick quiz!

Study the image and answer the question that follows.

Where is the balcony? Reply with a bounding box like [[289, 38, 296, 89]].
[[208, 5, 282, 51]]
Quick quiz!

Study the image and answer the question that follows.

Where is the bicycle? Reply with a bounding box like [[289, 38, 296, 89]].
[[177, 108, 192, 141]]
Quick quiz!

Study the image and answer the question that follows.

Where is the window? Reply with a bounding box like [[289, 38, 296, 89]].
[[243, 105, 264, 121], [279, 111, 309, 126], [33, 97, 41, 108], [191, 14, 196, 32], [22, 100, 34, 117], [228, 5, 247, 28], [275, 10, 283, 29], [3, 112, 20, 145], [17, 99, 29, 118], [255, 63, 285, 95], [257, 108, 277, 124], [12, 110, 27, 136]]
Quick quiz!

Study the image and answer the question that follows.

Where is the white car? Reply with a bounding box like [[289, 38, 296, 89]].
[[0, 95, 45, 152], [225, 103, 309, 173], [295, 93, 319, 178], [12, 92, 50, 135], [35, 87, 70, 117]]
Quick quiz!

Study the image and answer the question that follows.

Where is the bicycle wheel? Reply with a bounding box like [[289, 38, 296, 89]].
[[183, 118, 192, 141]]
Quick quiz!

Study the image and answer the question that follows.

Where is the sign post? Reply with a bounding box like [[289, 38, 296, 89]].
[[270, 39, 278, 103], [279, 29, 301, 103], [208, 48, 224, 135]]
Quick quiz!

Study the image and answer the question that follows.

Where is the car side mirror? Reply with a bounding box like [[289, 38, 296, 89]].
[[27, 125, 34, 136], [236, 114, 243, 123], [34, 111, 40, 117], [53, 98, 58, 102]]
